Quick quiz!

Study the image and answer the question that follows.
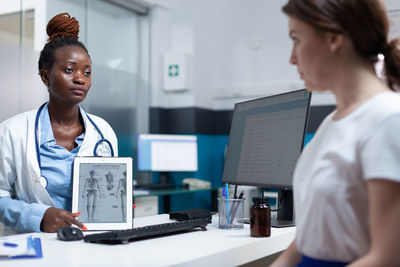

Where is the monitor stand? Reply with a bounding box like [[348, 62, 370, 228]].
[[135, 172, 175, 190], [153, 172, 175, 189], [271, 219, 295, 228], [159, 172, 170, 184], [272, 189, 295, 228]]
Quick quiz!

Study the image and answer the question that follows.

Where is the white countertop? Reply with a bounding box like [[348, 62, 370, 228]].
[[0, 214, 296, 267]]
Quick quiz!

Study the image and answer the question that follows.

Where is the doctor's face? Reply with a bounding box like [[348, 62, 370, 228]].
[[45, 45, 92, 105]]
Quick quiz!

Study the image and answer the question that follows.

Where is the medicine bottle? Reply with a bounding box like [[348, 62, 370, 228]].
[[250, 197, 271, 237]]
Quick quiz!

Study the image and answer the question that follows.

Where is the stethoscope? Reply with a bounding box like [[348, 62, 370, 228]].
[[34, 102, 115, 188]]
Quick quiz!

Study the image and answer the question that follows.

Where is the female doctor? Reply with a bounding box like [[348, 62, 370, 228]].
[[0, 13, 118, 235]]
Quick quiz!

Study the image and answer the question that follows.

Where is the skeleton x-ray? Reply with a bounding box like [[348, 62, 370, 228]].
[[72, 157, 133, 230], [77, 163, 126, 223]]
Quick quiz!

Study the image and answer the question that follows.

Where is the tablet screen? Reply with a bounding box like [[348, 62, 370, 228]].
[[72, 157, 133, 230]]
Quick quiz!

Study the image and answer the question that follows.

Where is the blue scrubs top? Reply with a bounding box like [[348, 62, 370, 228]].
[[39, 104, 85, 211]]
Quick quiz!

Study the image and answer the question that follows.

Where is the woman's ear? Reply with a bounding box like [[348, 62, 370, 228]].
[[40, 69, 49, 87], [326, 32, 345, 53]]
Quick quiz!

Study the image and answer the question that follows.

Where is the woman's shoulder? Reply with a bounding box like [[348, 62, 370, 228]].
[[356, 91, 400, 130], [370, 91, 400, 115], [375, 90, 400, 104]]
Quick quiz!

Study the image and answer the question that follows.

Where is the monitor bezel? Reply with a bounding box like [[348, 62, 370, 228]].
[[137, 134, 199, 172]]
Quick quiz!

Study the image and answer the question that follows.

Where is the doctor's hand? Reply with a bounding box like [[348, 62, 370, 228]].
[[40, 207, 85, 232]]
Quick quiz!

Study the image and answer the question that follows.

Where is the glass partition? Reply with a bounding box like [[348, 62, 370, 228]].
[[85, 0, 140, 158], [0, 1, 46, 122]]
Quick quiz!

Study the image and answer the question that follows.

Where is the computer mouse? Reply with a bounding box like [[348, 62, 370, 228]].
[[57, 226, 84, 241]]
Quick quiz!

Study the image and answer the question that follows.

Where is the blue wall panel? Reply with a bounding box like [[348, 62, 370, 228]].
[[165, 134, 229, 212]]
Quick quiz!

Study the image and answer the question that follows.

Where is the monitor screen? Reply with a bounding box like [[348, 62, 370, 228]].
[[222, 89, 311, 188], [137, 134, 198, 172]]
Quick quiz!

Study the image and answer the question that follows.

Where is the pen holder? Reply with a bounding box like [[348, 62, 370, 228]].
[[218, 197, 245, 229]]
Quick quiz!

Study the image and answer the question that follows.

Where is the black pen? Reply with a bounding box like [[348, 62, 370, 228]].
[[229, 191, 244, 224]]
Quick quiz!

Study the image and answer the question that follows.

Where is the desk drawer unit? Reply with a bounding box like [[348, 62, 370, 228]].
[[134, 196, 159, 217]]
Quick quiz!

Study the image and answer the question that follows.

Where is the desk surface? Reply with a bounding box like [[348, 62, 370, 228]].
[[1, 215, 295, 267]]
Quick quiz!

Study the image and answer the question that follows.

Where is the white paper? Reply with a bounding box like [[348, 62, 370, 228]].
[[0, 235, 36, 258]]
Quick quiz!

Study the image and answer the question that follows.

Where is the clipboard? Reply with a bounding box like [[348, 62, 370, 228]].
[[0, 235, 42, 259]]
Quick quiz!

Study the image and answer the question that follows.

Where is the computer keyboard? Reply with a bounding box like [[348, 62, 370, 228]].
[[83, 217, 211, 244]]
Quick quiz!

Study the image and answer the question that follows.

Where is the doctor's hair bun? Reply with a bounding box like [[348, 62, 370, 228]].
[[46, 12, 79, 41], [38, 12, 88, 73]]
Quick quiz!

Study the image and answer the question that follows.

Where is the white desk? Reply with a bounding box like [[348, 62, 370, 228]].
[[1, 215, 295, 267]]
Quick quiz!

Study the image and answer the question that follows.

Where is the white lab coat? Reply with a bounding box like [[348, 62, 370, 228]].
[[0, 107, 118, 235]]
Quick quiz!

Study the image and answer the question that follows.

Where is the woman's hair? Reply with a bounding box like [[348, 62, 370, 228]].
[[282, 0, 400, 90], [38, 13, 89, 72]]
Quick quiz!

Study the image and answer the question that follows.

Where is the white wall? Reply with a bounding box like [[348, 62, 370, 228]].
[[149, 0, 302, 110], [386, 0, 400, 9], [148, 0, 400, 110], [2, 0, 400, 117]]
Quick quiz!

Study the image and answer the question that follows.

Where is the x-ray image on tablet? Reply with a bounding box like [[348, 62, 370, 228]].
[[72, 157, 133, 230]]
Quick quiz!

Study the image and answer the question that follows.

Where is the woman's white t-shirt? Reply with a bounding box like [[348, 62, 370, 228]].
[[293, 91, 400, 262]]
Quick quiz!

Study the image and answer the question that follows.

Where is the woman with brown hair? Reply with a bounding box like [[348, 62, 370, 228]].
[[0, 13, 118, 235], [272, 0, 400, 266]]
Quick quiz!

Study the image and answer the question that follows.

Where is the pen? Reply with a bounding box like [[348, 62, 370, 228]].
[[229, 191, 244, 224], [222, 187, 227, 226], [2, 242, 18, 248], [225, 183, 230, 225]]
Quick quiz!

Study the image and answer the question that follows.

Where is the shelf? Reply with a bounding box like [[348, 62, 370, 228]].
[[134, 186, 220, 198]]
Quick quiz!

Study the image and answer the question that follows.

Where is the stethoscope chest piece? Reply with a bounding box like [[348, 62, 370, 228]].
[[39, 176, 48, 188]]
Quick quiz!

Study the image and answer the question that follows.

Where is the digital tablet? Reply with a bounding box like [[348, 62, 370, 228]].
[[72, 157, 133, 230]]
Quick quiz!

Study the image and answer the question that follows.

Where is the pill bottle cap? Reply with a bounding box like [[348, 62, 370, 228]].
[[252, 197, 268, 206]]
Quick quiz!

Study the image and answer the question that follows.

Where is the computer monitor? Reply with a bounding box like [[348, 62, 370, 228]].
[[137, 134, 198, 185], [222, 89, 311, 227]]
